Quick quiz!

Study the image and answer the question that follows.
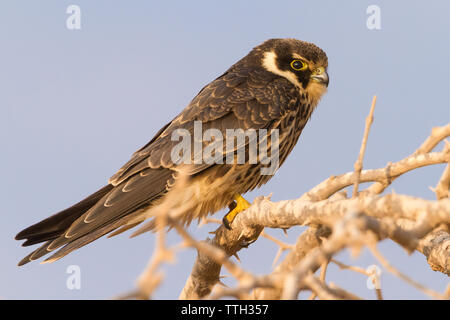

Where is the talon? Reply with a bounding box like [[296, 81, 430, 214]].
[[240, 237, 256, 248], [222, 194, 251, 229], [222, 214, 232, 230]]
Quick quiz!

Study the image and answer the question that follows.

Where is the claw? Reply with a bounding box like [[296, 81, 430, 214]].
[[222, 215, 233, 230], [240, 237, 257, 248]]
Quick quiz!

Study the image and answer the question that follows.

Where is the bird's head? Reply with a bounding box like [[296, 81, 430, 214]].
[[251, 38, 329, 101]]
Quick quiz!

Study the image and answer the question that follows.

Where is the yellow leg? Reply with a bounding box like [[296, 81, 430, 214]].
[[223, 194, 251, 229]]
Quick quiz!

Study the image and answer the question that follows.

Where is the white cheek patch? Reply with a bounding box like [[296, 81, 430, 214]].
[[262, 51, 302, 88]]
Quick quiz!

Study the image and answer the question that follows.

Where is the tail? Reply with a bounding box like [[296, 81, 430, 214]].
[[15, 184, 113, 262]]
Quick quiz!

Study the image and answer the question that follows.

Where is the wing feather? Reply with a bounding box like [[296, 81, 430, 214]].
[[17, 63, 302, 265]]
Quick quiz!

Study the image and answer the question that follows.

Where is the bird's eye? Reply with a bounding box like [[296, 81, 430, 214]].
[[290, 59, 307, 71]]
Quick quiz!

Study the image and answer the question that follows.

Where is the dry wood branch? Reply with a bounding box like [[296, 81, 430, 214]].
[[124, 121, 450, 300], [253, 226, 330, 299], [302, 124, 450, 202], [260, 231, 293, 267], [115, 214, 175, 300], [368, 124, 450, 195], [172, 218, 255, 300], [415, 125, 450, 155], [307, 259, 329, 300], [368, 244, 446, 299], [304, 150, 448, 202], [331, 259, 369, 276], [416, 226, 450, 276], [176, 122, 450, 299], [280, 210, 448, 300], [178, 192, 449, 299], [328, 282, 364, 300], [209, 193, 450, 233], [353, 95, 377, 197], [435, 161, 450, 200], [279, 211, 375, 299], [303, 275, 362, 300]]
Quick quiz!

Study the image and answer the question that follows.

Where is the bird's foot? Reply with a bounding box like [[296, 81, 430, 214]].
[[222, 194, 251, 230]]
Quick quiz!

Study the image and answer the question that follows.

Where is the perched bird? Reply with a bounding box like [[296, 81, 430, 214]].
[[16, 38, 329, 265]]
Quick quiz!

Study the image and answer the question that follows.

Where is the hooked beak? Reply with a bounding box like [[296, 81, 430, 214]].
[[310, 69, 329, 87]]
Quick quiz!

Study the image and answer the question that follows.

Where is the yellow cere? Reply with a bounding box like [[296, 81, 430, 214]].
[[313, 67, 325, 75]]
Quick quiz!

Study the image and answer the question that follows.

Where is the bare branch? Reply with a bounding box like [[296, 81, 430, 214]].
[[435, 161, 450, 200], [353, 95, 377, 197], [304, 150, 448, 201], [303, 275, 362, 300], [415, 124, 450, 155], [122, 122, 450, 300], [368, 244, 447, 299], [253, 226, 330, 299], [416, 226, 450, 276]]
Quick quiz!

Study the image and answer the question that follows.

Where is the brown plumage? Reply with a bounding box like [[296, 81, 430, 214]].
[[15, 38, 329, 265]]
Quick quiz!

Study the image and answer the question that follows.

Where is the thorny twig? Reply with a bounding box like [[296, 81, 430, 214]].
[[353, 95, 377, 197]]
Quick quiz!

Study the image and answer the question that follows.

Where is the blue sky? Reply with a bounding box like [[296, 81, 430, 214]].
[[1, 0, 449, 299]]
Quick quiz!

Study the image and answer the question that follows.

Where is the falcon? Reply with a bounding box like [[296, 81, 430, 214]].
[[16, 38, 329, 265]]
